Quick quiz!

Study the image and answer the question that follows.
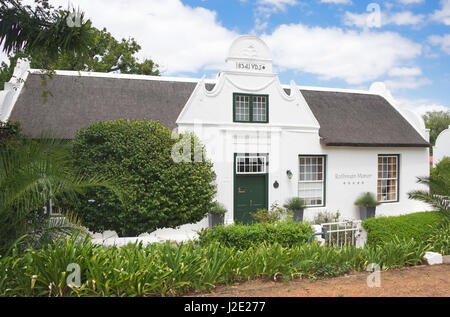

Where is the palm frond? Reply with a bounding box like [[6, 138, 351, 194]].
[[0, 137, 122, 254]]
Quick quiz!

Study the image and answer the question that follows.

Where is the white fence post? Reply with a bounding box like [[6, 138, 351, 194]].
[[312, 224, 325, 246], [355, 221, 367, 248]]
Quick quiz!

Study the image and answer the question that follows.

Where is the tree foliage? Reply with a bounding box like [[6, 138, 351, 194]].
[[408, 157, 450, 220], [0, 0, 93, 60], [27, 27, 160, 75], [0, 1, 159, 89], [0, 137, 118, 254], [64, 119, 217, 237], [423, 110, 450, 148]]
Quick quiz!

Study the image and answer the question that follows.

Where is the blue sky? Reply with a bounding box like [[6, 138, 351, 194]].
[[182, 0, 450, 114], [3, 0, 449, 115]]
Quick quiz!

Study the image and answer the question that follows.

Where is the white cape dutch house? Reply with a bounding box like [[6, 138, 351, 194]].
[[1, 36, 431, 233]]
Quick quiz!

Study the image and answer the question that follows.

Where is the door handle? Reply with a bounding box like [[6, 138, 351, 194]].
[[250, 200, 253, 207]]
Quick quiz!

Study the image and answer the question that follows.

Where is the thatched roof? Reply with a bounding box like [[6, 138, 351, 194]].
[[10, 72, 428, 147], [11, 73, 197, 138], [301, 90, 429, 147]]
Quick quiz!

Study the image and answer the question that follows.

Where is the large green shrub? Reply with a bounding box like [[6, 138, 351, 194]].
[[65, 119, 217, 236], [197, 221, 314, 249], [362, 211, 445, 247]]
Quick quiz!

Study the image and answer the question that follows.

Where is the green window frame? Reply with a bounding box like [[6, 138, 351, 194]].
[[233, 93, 269, 123]]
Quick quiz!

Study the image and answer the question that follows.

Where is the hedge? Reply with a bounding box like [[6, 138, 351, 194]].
[[362, 211, 445, 247], [197, 221, 314, 250]]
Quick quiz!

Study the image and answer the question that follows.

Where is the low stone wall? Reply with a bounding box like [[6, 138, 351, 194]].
[[90, 223, 204, 247]]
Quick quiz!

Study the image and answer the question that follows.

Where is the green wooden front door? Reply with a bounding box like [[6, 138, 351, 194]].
[[234, 174, 268, 224]]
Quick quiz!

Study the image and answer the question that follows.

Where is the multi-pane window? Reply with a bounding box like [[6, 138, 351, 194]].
[[234, 94, 268, 123], [298, 156, 325, 207], [235, 95, 250, 122], [377, 155, 399, 202], [252, 96, 267, 122], [236, 156, 267, 174]]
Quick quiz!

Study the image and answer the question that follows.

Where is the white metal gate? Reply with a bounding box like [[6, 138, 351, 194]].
[[321, 220, 363, 248]]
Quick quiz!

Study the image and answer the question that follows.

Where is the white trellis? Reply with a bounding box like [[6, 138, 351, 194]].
[[320, 220, 366, 248]]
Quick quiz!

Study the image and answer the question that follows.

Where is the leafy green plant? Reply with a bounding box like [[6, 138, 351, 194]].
[[62, 119, 217, 237], [251, 202, 286, 223], [354, 192, 381, 207], [312, 210, 341, 225], [283, 197, 306, 211], [0, 120, 22, 148], [408, 158, 449, 220], [0, 137, 117, 255], [209, 201, 227, 216], [427, 222, 450, 255], [198, 221, 314, 250], [362, 212, 445, 247], [0, 236, 429, 297]]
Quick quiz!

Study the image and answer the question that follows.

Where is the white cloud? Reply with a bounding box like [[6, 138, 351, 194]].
[[256, 0, 298, 10], [50, 0, 237, 75], [2, 0, 427, 90], [263, 23, 422, 84], [389, 11, 425, 25], [344, 10, 425, 28], [396, 0, 424, 4], [384, 77, 432, 91], [250, 0, 299, 32], [396, 97, 450, 117], [429, 34, 450, 54], [320, 0, 352, 4], [431, 0, 450, 25], [388, 67, 422, 77]]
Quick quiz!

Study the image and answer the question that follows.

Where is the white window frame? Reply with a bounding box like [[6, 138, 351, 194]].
[[377, 155, 399, 203], [236, 156, 267, 175], [298, 155, 325, 207]]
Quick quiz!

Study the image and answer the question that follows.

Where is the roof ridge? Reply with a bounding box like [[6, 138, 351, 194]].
[[27, 69, 376, 96]]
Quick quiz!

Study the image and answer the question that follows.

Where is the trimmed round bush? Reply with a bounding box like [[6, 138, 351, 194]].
[[66, 119, 216, 236]]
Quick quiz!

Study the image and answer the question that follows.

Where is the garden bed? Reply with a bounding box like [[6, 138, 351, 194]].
[[0, 236, 428, 297]]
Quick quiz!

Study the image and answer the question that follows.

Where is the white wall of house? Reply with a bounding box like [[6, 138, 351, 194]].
[[176, 35, 431, 230], [1, 36, 431, 239]]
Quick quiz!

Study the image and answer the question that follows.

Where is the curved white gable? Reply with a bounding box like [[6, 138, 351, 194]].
[[224, 35, 274, 75], [0, 58, 30, 122], [434, 125, 450, 167], [177, 35, 320, 129]]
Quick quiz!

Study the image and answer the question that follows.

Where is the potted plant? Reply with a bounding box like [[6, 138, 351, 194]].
[[283, 197, 306, 222], [208, 201, 227, 228], [354, 192, 380, 220]]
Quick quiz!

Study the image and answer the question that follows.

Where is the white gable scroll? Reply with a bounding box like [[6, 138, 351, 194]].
[[225, 35, 273, 74], [433, 125, 450, 167]]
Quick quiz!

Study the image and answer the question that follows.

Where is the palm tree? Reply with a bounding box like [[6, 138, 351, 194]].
[[408, 158, 449, 220], [0, 137, 119, 254]]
